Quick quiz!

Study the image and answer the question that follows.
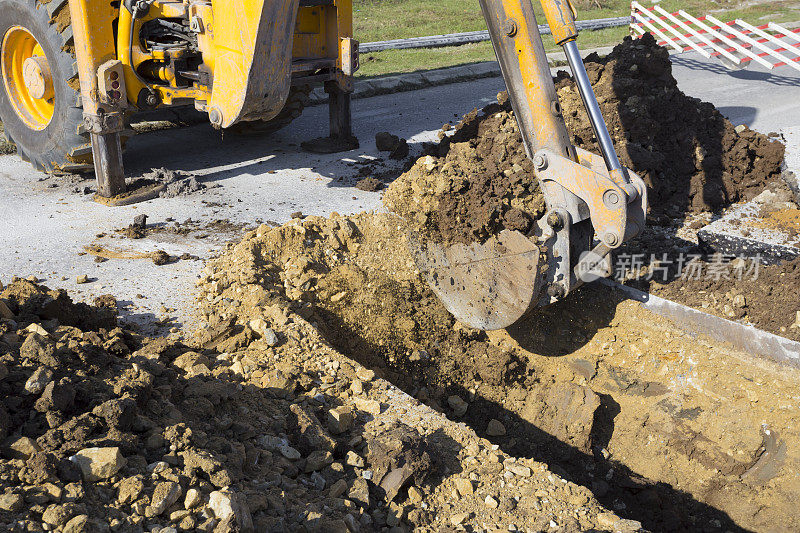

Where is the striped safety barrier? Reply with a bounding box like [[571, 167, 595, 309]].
[[630, 1, 800, 72]]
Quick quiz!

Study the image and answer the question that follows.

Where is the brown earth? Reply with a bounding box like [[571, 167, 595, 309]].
[[383, 94, 545, 246], [555, 33, 785, 216], [197, 211, 800, 532], [385, 34, 784, 247]]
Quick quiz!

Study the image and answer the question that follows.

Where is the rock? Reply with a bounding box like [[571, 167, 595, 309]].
[[354, 398, 382, 416], [34, 379, 76, 412], [375, 132, 400, 152], [289, 404, 337, 452], [42, 503, 77, 527], [261, 328, 279, 346], [93, 397, 136, 431], [327, 406, 354, 434], [7, 436, 42, 459], [63, 515, 89, 533], [454, 478, 473, 497], [0, 362, 8, 381], [420, 155, 437, 172], [20, 332, 58, 366], [305, 450, 333, 472], [486, 419, 506, 436], [447, 395, 468, 417], [209, 490, 254, 532], [133, 214, 148, 228], [328, 479, 348, 498], [0, 492, 24, 512], [70, 447, 126, 481], [346, 451, 365, 468], [24, 366, 54, 394], [408, 486, 423, 504], [249, 319, 279, 346], [484, 495, 499, 508], [184, 488, 203, 509], [25, 323, 49, 336], [365, 422, 432, 502], [505, 462, 532, 477], [389, 138, 410, 160], [172, 351, 211, 371], [279, 445, 301, 460], [150, 481, 182, 515], [348, 478, 370, 507], [0, 299, 13, 319], [596, 512, 642, 532], [356, 368, 375, 382], [117, 475, 144, 504], [76, 275, 89, 284], [263, 371, 296, 398], [451, 512, 471, 526]]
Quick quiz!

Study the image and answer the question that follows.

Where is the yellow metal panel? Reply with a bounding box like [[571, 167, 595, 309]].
[[296, 7, 321, 34], [208, 0, 299, 127]]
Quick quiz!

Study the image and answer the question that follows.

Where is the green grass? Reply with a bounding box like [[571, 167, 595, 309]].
[[353, 0, 800, 77]]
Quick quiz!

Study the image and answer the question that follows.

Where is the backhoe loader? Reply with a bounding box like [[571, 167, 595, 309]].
[[0, 0, 646, 329]]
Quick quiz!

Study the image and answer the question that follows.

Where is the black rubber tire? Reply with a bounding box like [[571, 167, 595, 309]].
[[0, 0, 93, 173], [229, 84, 312, 136]]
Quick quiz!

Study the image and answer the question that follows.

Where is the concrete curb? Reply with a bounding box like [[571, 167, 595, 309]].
[[308, 45, 617, 105]]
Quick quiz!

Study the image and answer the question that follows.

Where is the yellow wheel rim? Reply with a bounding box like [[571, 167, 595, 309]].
[[1, 26, 54, 130]]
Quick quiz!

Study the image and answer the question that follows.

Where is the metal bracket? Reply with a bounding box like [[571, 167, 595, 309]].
[[340, 37, 359, 76], [83, 112, 124, 134], [97, 60, 127, 108], [535, 146, 647, 250]]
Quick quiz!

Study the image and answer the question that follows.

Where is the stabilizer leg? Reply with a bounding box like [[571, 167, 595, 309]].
[[302, 81, 359, 154], [90, 132, 126, 197]]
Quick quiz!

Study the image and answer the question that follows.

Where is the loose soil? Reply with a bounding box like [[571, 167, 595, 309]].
[[615, 185, 800, 342], [0, 277, 621, 532], [555, 33, 785, 216], [385, 34, 785, 247]]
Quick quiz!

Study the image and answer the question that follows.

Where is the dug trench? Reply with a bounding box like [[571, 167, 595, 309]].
[[198, 211, 800, 532]]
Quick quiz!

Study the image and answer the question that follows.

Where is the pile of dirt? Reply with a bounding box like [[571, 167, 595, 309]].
[[197, 212, 800, 531], [0, 277, 620, 532], [385, 33, 784, 246], [554, 33, 785, 216]]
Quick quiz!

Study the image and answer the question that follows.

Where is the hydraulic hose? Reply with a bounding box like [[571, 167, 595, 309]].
[[562, 39, 626, 178], [117, 1, 155, 105]]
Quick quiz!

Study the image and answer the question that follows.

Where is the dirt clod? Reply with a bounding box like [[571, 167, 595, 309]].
[[355, 176, 384, 192]]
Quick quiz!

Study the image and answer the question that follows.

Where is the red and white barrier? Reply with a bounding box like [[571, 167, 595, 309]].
[[630, 1, 800, 72]]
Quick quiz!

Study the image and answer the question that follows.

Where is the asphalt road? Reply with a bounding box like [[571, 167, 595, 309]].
[[0, 50, 797, 332]]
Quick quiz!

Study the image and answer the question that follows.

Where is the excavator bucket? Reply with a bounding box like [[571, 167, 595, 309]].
[[409, 230, 542, 331], [409, 0, 647, 330]]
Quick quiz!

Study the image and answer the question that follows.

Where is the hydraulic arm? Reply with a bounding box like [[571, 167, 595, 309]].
[[411, 0, 647, 330]]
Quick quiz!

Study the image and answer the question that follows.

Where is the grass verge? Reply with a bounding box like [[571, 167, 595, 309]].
[[353, 0, 800, 77]]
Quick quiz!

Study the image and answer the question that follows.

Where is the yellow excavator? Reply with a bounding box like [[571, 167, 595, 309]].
[[0, 0, 646, 329]]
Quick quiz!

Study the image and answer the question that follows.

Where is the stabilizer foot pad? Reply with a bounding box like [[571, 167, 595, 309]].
[[301, 136, 359, 154]]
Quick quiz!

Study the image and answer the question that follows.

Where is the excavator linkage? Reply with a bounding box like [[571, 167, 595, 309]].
[[411, 0, 647, 330]]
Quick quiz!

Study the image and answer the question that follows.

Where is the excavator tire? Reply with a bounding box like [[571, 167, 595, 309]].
[[229, 84, 312, 136], [0, 0, 98, 173]]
